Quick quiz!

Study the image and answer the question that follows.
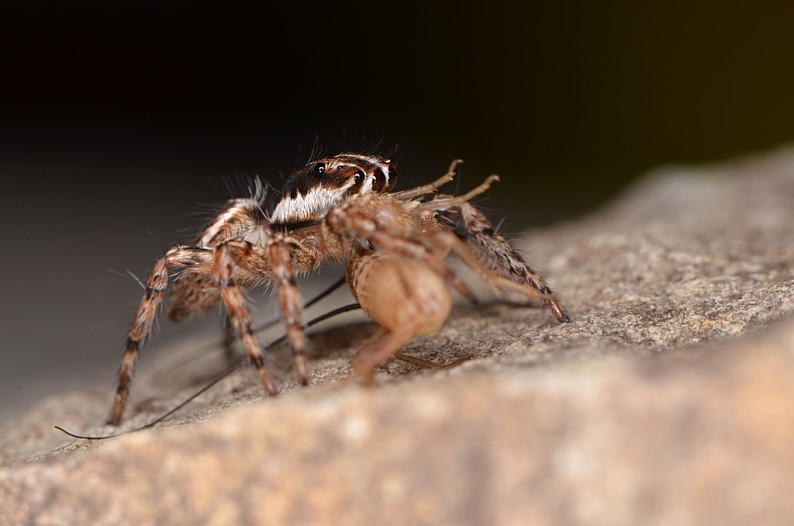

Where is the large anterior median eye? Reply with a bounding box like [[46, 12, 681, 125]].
[[354, 170, 365, 184], [314, 162, 326, 176]]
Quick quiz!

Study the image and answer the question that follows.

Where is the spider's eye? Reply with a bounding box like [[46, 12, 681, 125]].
[[354, 170, 365, 184], [314, 163, 326, 176]]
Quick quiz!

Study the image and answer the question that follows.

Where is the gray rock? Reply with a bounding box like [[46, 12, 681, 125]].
[[2, 148, 794, 525]]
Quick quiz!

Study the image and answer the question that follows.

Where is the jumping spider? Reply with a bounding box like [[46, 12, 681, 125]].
[[109, 153, 569, 425]]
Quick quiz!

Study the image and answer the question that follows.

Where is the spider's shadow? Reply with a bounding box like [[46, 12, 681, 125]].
[[154, 319, 377, 390]]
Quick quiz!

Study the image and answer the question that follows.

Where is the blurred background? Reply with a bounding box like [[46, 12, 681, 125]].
[[2, 1, 793, 421]]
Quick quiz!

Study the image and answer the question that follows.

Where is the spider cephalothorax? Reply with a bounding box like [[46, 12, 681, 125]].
[[271, 153, 397, 226], [107, 153, 568, 425]]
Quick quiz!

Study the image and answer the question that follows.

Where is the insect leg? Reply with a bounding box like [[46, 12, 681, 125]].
[[390, 159, 463, 200], [351, 328, 415, 386]]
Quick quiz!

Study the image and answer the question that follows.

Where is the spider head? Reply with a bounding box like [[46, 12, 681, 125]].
[[270, 153, 397, 225]]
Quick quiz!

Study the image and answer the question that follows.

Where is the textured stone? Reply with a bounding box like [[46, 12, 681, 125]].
[[2, 148, 794, 525]]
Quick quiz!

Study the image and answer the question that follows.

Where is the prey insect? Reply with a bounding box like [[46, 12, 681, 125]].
[[109, 153, 569, 425]]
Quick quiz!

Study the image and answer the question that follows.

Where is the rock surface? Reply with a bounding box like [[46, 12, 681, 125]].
[[2, 148, 794, 525]]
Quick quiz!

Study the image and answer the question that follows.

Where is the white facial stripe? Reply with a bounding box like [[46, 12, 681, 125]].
[[271, 183, 353, 223]]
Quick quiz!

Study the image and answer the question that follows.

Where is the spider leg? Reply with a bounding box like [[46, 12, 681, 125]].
[[417, 229, 551, 304], [167, 274, 222, 322], [109, 246, 213, 425], [213, 242, 279, 397], [436, 201, 570, 323], [221, 316, 238, 363], [222, 234, 326, 387], [267, 239, 311, 385]]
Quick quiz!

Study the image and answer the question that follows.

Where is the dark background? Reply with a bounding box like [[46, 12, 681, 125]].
[[2, 1, 793, 421]]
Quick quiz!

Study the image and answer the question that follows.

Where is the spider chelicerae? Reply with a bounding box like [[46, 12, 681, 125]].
[[108, 153, 569, 425]]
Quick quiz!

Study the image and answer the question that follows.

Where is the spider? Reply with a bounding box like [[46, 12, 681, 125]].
[[108, 153, 569, 425]]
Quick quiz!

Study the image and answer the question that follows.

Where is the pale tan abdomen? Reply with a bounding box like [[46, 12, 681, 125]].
[[349, 253, 452, 336]]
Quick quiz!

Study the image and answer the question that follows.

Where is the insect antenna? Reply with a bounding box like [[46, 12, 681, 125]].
[[55, 302, 362, 441], [300, 276, 347, 310], [55, 365, 245, 440], [183, 276, 351, 359]]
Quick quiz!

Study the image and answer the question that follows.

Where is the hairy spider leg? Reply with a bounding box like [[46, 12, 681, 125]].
[[436, 201, 570, 323], [110, 246, 213, 425]]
